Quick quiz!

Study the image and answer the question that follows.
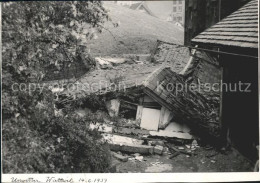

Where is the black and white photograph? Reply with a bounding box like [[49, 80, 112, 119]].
[[1, 0, 259, 182]]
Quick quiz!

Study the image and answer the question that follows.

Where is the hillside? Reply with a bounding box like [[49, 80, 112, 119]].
[[88, 2, 184, 56], [145, 1, 175, 20]]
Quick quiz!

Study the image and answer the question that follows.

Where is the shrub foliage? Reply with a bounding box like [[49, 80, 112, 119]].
[[2, 1, 112, 173]]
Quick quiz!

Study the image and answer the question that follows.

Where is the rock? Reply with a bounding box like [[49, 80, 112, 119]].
[[129, 157, 135, 161], [154, 145, 164, 155], [192, 140, 198, 146], [133, 153, 141, 157], [185, 145, 191, 149], [191, 140, 199, 149], [135, 156, 144, 161], [112, 152, 128, 162]]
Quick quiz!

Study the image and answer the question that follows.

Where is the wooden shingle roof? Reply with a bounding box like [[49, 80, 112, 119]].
[[63, 62, 162, 98], [152, 40, 191, 73], [63, 41, 192, 98], [62, 41, 220, 98], [142, 67, 221, 137], [192, 0, 258, 49]]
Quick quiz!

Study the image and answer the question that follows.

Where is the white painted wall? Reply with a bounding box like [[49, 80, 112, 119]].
[[140, 108, 161, 131]]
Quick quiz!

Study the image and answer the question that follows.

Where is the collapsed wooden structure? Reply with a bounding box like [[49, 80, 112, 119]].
[[58, 40, 222, 139], [143, 67, 220, 137]]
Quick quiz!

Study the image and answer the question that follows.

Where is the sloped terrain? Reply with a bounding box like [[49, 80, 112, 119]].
[[88, 2, 184, 56]]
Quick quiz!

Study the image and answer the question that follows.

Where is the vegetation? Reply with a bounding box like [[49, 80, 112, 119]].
[[2, 1, 112, 173]]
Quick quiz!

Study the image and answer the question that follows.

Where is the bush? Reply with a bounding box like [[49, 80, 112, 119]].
[[2, 1, 112, 173], [3, 109, 112, 173]]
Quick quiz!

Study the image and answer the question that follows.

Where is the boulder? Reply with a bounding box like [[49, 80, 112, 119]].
[[154, 145, 164, 155]]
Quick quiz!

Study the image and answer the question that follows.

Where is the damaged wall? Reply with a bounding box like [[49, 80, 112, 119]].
[[143, 67, 221, 138], [105, 95, 175, 132], [137, 95, 174, 131], [184, 50, 222, 93]]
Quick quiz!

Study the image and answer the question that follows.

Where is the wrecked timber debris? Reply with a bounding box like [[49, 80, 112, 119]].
[[54, 40, 222, 161]]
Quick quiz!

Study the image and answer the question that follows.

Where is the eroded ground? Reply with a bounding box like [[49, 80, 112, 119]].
[[76, 110, 254, 173], [112, 147, 253, 173]]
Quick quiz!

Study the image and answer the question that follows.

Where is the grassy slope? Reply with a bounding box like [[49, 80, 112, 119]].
[[88, 2, 184, 56]]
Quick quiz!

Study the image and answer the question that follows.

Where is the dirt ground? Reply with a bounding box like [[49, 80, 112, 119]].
[[112, 147, 254, 173]]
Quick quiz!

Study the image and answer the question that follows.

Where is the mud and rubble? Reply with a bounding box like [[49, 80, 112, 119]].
[[55, 40, 254, 172]]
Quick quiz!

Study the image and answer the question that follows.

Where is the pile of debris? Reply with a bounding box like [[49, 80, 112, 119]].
[[102, 133, 200, 163], [95, 54, 151, 69], [56, 40, 222, 159]]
